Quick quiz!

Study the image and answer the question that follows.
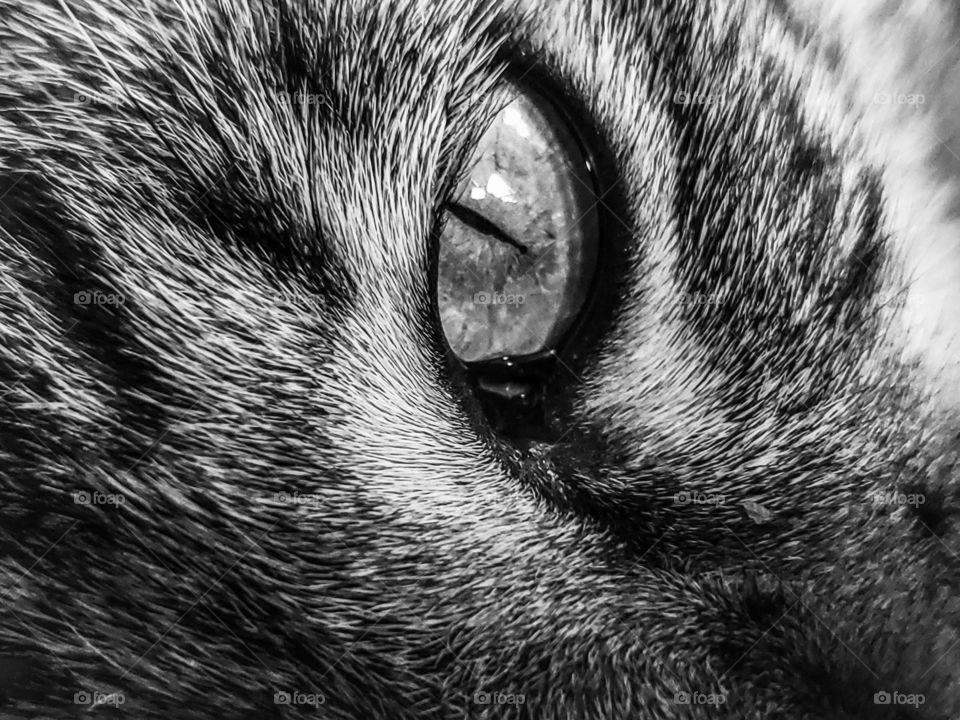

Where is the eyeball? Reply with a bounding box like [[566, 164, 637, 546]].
[[438, 84, 599, 363]]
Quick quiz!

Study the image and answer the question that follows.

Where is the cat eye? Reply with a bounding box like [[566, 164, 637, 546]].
[[437, 85, 599, 365], [436, 83, 601, 440]]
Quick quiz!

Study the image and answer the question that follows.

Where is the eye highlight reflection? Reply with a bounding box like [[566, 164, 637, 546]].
[[438, 84, 599, 363]]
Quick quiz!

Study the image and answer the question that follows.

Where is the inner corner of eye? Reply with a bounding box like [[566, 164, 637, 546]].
[[436, 84, 599, 364]]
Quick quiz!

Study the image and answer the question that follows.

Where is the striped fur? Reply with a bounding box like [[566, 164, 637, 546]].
[[0, 0, 958, 717]]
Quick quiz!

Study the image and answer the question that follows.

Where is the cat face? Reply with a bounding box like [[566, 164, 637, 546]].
[[0, 0, 957, 717]]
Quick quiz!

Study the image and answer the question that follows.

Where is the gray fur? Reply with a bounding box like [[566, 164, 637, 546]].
[[0, 0, 958, 718]]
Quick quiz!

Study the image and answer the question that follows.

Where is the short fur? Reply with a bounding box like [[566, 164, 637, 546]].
[[1, 0, 959, 718]]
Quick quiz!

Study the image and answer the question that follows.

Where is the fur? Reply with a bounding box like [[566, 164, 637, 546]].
[[0, 0, 958, 717]]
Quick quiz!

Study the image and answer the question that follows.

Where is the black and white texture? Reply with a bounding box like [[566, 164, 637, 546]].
[[0, 0, 959, 717]]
